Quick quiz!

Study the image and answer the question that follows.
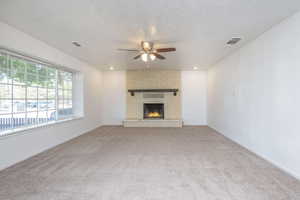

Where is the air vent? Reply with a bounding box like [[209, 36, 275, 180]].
[[72, 42, 81, 47], [143, 93, 164, 99], [227, 38, 241, 45]]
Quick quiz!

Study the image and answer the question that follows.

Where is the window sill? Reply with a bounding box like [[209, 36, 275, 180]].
[[0, 116, 84, 140]]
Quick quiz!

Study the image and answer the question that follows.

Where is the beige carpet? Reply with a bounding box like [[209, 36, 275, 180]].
[[0, 126, 299, 200]]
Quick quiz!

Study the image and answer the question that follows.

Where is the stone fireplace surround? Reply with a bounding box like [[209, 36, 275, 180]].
[[123, 70, 182, 127]]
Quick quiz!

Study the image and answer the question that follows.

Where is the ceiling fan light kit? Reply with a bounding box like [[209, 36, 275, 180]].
[[149, 54, 156, 61], [118, 41, 176, 62], [141, 53, 148, 62]]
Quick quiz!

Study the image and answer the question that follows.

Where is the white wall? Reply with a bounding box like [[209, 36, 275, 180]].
[[100, 71, 126, 125], [100, 70, 207, 125], [0, 22, 102, 170], [207, 12, 300, 179], [181, 71, 207, 125]]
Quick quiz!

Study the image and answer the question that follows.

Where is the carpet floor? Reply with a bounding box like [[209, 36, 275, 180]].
[[0, 126, 300, 200]]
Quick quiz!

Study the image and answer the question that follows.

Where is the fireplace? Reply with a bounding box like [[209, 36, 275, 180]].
[[143, 103, 164, 119]]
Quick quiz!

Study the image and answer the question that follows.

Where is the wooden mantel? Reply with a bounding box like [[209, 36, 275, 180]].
[[128, 89, 179, 96]]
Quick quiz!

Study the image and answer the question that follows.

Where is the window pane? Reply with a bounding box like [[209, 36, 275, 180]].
[[27, 112, 37, 126], [0, 53, 7, 68], [11, 57, 26, 85], [48, 89, 55, 99], [58, 109, 66, 118], [65, 80, 72, 90], [47, 110, 56, 121], [64, 90, 72, 99], [0, 54, 11, 84], [27, 73, 37, 86], [27, 62, 37, 74], [0, 100, 12, 114], [0, 114, 12, 132], [27, 100, 38, 112], [64, 108, 70, 115], [11, 57, 26, 73], [27, 87, 37, 99], [47, 100, 55, 110], [13, 72, 26, 85], [13, 100, 25, 113], [38, 100, 47, 111], [58, 89, 63, 99], [58, 71, 64, 89], [64, 72, 72, 89], [38, 111, 47, 124], [38, 88, 47, 99], [64, 72, 72, 81], [13, 85, 26, 99], [47, 67, 56, 78], [59, 105, 72, 118], [64, 99, 72, 109], [58, 100, 64, 109], [0, 69, 11, 84], [37, 65, 47, 77], [0, 84, 12, 99], [48, 76, 56, 88], [37, 75, 47, 87], [65, 109, 72, 116], [12, 113, 26, 129]]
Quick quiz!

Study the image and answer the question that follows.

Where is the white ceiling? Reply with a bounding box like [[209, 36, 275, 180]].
[[0, 0, 299, 70]]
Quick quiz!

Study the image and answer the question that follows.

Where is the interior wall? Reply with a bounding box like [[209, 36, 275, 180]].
[[100, 71, 126, 125], [0, 22, 103, 170], [207, 12, 300, 178], [181, 71, 207, 125]]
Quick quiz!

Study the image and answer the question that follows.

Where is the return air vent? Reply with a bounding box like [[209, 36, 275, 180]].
[[72, 41, 81, 47], [143, 93, 164, 99], [227, 38, 241, 45]]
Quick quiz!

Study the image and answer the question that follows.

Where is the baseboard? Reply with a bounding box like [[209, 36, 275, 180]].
[[183, 124, 208, 127], [182, 122, 208, 126], [208, 125, 300, 180], [101, 125, 123, 127]]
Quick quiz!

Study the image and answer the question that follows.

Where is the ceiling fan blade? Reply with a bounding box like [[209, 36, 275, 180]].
[[153, 53, 165, 60], [134, 54, 142, 59], [117, 48, 139, 52], [156, 48, 176, 52]]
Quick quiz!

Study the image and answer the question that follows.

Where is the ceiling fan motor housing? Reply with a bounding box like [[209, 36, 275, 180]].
[[118, 41, 176, 61]]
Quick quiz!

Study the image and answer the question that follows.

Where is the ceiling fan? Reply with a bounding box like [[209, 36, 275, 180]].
[[118, 41, 176, 62]]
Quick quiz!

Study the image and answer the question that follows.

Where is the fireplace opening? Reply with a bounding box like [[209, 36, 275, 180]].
[[143, 103, 164, 119]]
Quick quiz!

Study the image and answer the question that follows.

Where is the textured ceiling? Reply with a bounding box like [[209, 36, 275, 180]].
[[0, 0, 299, 70]]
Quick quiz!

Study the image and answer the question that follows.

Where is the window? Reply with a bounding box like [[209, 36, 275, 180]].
[[0, 50, 74, 136]]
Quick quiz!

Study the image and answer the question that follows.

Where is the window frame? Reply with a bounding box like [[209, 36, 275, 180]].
[[0, 47, 78, 137]]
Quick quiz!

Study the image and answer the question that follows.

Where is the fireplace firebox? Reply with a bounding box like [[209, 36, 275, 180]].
[[143, 103, 164, 119]]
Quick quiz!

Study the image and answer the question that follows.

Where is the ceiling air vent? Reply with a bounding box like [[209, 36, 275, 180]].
[[72, 41, 81, 47], [227, 38, 241, 45]]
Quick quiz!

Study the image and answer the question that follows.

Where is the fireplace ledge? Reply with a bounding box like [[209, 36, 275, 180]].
[[123, 119, 182, 128], [128, 89, 179, 96]]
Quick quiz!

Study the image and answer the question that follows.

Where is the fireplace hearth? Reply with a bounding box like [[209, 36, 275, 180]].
[[143, 103, 164, 119]]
